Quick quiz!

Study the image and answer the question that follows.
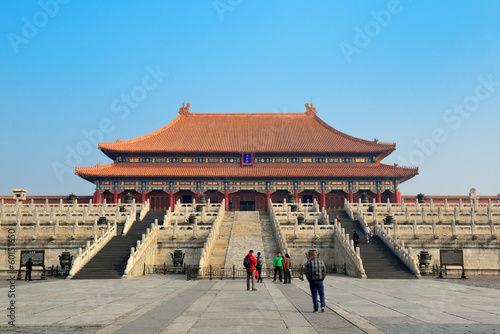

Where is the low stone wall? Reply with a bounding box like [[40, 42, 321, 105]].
[[285, 236, 335, 267], [0, 237, 88, 276], [156, 236, 206, 267], [400, 236, 500, 275]]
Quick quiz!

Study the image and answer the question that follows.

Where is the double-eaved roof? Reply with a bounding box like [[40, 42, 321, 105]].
[[98, 103, 395, 159], [76, 103, 418, 182]]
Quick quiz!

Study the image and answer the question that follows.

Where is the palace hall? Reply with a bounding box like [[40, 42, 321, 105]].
[[76, 103, 418, 211]]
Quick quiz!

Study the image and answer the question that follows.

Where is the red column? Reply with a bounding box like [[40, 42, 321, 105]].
[[169, 189, 174, 210], [294, 189, 298, 203], [348, 189, 353, 203], [224, 189, 229, 211], [395, 189, 401, 203], [113, 189, 118, 204], [266, 189, 271, 211], [321, 189, 326, 209], [94, 190, 101, 204], [197, 189, 201, 200], [141, 189, 146, 203], [376, 189, 381, 203]]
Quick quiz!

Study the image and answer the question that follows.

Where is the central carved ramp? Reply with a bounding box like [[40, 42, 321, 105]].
[[224, 211, 264, 268], [206, 211, 280, 270]]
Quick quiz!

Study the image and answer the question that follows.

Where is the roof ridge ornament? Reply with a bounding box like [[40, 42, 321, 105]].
[[305, 103, 317, 115], [179, 103, 191, 115]]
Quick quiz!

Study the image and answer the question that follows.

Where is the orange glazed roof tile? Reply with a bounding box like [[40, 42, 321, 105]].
[[98, 103, 396, 158], [76, 163, 418, 182]]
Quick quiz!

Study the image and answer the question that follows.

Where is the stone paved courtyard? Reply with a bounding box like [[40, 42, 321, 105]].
[[1, 274, 499, 333]]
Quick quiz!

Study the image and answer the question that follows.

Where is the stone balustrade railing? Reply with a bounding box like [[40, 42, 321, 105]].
[[355, 201, 499, 239], [122, 200, 149, 236], [345, 200, 355, 220], [273, 211, 324, 223], [164, 208, 219, 224], [198, 199, 225, 268], [372, 220, 421, 277], [67, 221, 118, 278], [122, 201, 145, 235], [1, 200, 141, 224], [270, 198, 319, 213], [138, 200, 149, 220], [0, 198, 139, 214], [380, 218, 498, 237], [280, 221, 334, 239], [2, 208, 130, 224], [123, 221, 159, 278], [173, 199, 222, 213], [348, 197, 500, 214], [10, 218, 116, 238], [269, 199, 290, 255], [333, 222, 366, 278], [360, 210, 499, 227], [346, 201, 500, 224], [161, 219, 212, 239]]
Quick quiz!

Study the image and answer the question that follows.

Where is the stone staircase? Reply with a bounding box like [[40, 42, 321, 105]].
[[207, 212, 234, 268], [329, 210, 416, 279], [71, 211, 164, 279]]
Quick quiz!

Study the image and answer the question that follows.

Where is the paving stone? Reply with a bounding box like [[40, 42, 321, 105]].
[[1, 275, 500, 333]]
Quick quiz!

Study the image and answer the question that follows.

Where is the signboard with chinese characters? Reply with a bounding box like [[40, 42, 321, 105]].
[[242, 153, 253, 166], [440, 249, 463, 266], [21, 250, 44, 267]]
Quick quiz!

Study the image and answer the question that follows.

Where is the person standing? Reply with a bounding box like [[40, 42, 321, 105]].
[[352, 231, 360, 248], [25, 258, 33, 281], [365, 226, 372, 244], [282, 253, 292, 284], [305, 251, 326, 313], [244, 250, 258, 291], [256, 252, 263, 283], [273, 252, 283, 282]]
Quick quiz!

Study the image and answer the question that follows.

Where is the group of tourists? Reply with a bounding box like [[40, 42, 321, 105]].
[[243, 250, 327, 313], [272, 251, 292, 284], [244, 250, 295, 290]]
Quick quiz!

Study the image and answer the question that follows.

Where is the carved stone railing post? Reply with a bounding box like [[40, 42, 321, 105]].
[[54, 220, 59, 235]]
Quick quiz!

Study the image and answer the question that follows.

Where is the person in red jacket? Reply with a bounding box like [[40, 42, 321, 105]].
[[245, 250, 258, 291]]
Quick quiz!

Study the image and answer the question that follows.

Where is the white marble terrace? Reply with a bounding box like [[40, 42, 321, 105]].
[[0, 198, 145, 237], [347, 197, 500, 237]]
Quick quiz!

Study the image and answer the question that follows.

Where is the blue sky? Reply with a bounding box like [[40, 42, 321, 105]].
[[1, 0, 499, 196]]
